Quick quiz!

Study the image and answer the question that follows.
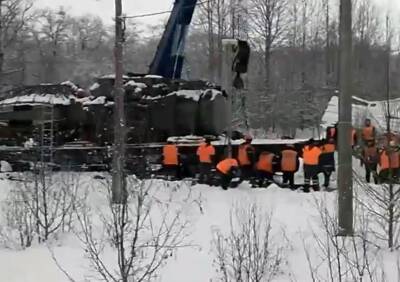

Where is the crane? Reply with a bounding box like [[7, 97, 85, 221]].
[[148, 0, 198, 79]]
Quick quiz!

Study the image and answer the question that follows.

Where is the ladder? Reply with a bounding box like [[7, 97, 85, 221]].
[[39, 105, 55, 168]]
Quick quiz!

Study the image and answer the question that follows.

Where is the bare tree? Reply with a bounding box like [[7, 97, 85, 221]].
[[18, 172, 81, 242], [305, 197, 385, 282], [74, 177, 191, 282], [30, 8, 72, 82], [0, 186, 35, 249], [0, 0, 34, 82], [248, 0, 286, 131], [212, 203, 285, 282]]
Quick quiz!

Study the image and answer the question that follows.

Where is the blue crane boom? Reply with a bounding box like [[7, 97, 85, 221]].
[[148, 0, 198, 79]]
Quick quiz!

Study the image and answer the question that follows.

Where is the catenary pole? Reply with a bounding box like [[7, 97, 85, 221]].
[[338, 0, 353, 236], [112, 0, 126, 204]]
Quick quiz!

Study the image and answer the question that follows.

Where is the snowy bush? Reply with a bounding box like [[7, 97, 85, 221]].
[[73, 177, 193, 282], [211, 204, 286, 282], [304, 196, 390, 282], [0, 172, 83, 248], [0, 188, 35, 249]]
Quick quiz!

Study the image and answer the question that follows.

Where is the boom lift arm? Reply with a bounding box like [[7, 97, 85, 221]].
[[148, 0, 197, 79]]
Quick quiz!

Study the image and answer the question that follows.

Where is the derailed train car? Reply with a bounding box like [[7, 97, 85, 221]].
[[0, 75, 232, 172]]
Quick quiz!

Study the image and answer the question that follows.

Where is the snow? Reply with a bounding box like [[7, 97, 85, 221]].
[[173, 89, 203, 102], [144, 74, 163, 79], [202, 88, 222, 101], [89, 82, 100, 91], [0, 161, 11, 172], [0, 94, 72, 106], [82, 96, 107, 105], [0, 160, 399, 281], [60, 81, 79, 92], [124, 80, 147, 89], [99, 74, 130, 79]]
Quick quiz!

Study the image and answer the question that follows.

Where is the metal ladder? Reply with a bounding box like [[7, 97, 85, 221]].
[[40, 105, 55, 167]]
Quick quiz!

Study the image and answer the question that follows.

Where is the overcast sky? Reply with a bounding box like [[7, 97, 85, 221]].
[[35, 0, 400, 27]]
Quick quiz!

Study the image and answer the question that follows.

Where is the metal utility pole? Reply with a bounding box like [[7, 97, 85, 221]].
[[112, 0, 126, 204], [0, 0, 4, 84], [338, 0, 353, 236]]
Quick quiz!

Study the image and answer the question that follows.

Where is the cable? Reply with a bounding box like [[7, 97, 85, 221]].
[[122, 0, 208, 19]]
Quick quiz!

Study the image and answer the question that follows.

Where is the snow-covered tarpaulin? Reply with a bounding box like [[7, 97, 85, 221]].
[[321, 95, 400, 131]]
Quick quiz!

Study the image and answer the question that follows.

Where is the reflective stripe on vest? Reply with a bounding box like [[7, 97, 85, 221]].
[[303, 146, 322, 165], [281, 150, 297, 172], [217, 158, 239, 174], [256, 153, 274, 172], [197, 143, 215, 163], [163, 144, 178, 165]]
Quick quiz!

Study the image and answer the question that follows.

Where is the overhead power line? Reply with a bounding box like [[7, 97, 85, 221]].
[[122, 0, 208, 19]]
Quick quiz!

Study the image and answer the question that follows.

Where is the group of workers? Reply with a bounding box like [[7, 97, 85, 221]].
[[162, 118, 400, 191], [330, 118, 400, 184]]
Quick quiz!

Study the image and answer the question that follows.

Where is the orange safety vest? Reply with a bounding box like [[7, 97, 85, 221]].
[[322, 143, 335, 153], [362, 126, 375, 141], [197, 143, 215, 163], [238, 144, 254, 166], [379, 150, 400, 170], [303, 145, 322, 165], [217, 158, 239, 174], [281, 149, 298, 172], [163, 144, 178, 165], [256, 153, 274, 173]]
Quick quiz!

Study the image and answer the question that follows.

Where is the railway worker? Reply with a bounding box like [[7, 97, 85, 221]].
[[216, 157, 239, 190], [162, 140, 180, 180], [326, 123, 337, 142], [254, 151, 276, 187], [237, 135, 256, 181], [362, 118, 376, 145], [302, 139, 322, 192], [362, 140, 378, 184], [378, 141, 400, 183], [196, 137, 216, 184], [280, 144, 299, 190], [319, 138, 336, 188]]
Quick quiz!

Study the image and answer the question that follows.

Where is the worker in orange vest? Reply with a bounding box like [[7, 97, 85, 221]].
[[326, 124, 337, 142], [280, 145, 299, 190], [237, 135, 255, 180], [362, 140, 378, 184], [302, 139, 322, 192], [362, 118, 376, 145], [254, 151, 276, 187], [196, 137, 216, 184], [319, 138, 335, 188], [378, 141, 400, 183], [162, 141, 180, 180], [216, 156, 239, 190]]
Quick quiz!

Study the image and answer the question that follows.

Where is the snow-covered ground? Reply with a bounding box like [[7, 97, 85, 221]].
[[0, 168, 398, 281]]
